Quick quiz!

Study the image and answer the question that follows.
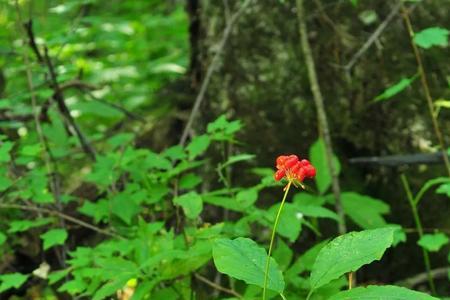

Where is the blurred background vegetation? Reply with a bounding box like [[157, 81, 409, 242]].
[[0, 0, 449, 299]]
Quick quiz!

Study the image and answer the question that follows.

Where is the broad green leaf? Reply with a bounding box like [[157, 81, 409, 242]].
[[414, 27, 449, 49], [341, 192, 390, 229], [272, 238, 293, 271], [310, 139, 340, 194], [268, 203, 302, 242], [350, 0, 358, 6], [236, 188, 258, 208], [186, 134, 210, 160], [417, 233, 449, 252], [286, 240, 328, 277], [9, 218, 54, 233], [295, 204, 339, 221], [93, 275, 131, 300], [293, 192, 326, 206], [212, 237, 285, 293], [310, 227, 395, 291], [41, 229, 68, 250], [58, 278, 87, 294], [0, 273, 29, 293], [174, 191, 203, 219], [374, 75, 417, 102], [179, 173, 202, 189], [328, 285, 438, 300]]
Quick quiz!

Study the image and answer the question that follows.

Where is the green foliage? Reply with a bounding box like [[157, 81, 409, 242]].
[[374, 75, 417, 102], [341, 192, 390, 229], [414, 27, 449, 49], [418, 233, 449, 252], [212, 237, 285, 293], [0, 273, 29, 293], [328, 285, 439, 300], [174, 191, 203, 219], [309, 227, 395, 291], [41, 228, 69, 250], [309, 138, 340, 194]]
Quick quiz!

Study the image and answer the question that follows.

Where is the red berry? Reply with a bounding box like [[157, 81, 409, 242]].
[[274, 169, 286, 181], [299, 159, 310, 167], [304, 165, 316, 178], [285, 156, 299, 168], [276, 155, 288, 169]]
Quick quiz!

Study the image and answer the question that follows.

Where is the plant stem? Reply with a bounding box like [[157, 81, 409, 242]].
[[400, 174, 437, 295], [296, 0, 346, 235], [263, 181, 292, 300], [400, 3, 450, 177]]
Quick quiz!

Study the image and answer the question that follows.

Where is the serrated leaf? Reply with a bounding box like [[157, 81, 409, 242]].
[[414, 27, 449, 49], [0, 273, 29, 293], [310, 139, 340, 194], [174, 191, 203, 219], [186, 134, 210, 160], [310, 227, 395, 291], [341, 192, 390, 229], [212, 237, 285, 293], [41, 229, 68, 250], [328, 285, 438, 300], [374, 75, 417, 102], [417, 233, 449, 252], [78, 199, 110, 223]]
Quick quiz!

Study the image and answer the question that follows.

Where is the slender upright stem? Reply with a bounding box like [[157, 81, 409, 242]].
[[296, 0, 346, 234], [263, 181, 292, 300], [400, 3, 450, 177], [400, 174, 437, 294]]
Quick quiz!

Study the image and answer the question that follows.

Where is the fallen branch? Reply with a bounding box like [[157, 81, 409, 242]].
[[397, 267, 449, 288]]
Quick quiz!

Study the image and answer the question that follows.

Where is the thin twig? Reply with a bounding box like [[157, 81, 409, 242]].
[[397, 267, 450, 288], [343, 2, 402, 71], [400, 3, 450, 177], [400, 174, 436, 294], [42, 46, 97, 160], [179, 0, 252, 146], [296, 0, 346, 235], [0, 203, 124, 240], [194, 273, 242, 299]]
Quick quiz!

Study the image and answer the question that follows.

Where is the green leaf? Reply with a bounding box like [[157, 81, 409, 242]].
[[0, 273, 29, 293], [350, 0, 358, 6], [9, 218, 54, 233], [220, 153, 255, 169], [174, 191, 203, 219], [268, 203, 302, 242], [179, 173, 202, 189], [0, 141, 13, 163], [295, 204, 339, 221], [310, 227, 395, 291], [436, 182, 450, 197], [212, 237, 285, 293], [414, 27, 449, 49], [374, 75, 417, 102], [0, 170, 12, 192], [111, 192, 141, 225], [236, 188, 258, 208], [41, 228, 68, 250], [48, 269, 71, 284], [0, 231, 6, 245], [78, 199, 110, 223], [186, 134, 210, 160], [93, 275, 131, 300], [341, 192, 390, 229], [328, 285, 438, 300], [310, 138, 340, 194], [272, 238, 293, 271], [417, 233, 449, 252]]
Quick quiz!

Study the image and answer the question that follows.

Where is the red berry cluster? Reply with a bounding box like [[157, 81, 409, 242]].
[[274, 154, 316, 183]]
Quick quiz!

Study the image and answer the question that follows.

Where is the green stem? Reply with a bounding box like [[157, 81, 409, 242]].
[[263, 181, 293, 300], [400, 174, 437, 295]]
